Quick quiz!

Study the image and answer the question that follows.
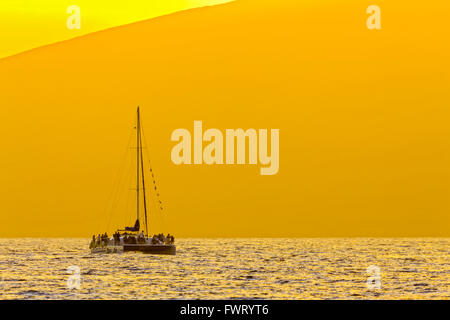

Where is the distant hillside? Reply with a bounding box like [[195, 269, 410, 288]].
[[0, 0, 449, 237]]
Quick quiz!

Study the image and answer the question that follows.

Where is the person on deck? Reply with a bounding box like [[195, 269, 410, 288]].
[[90, 235, 96, 248], [116, 231, 121, 245]]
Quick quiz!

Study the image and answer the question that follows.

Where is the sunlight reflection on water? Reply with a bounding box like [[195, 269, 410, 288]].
[[0, 238, 448, 299]]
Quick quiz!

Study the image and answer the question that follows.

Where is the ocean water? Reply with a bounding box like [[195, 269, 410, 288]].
[[0, 238, 448, 300]]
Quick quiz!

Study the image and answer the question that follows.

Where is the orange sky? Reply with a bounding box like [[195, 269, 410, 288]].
[[0, 0, 449, 237]]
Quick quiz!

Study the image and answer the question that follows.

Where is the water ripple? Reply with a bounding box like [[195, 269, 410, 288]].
[[0, 238, 448, 299]]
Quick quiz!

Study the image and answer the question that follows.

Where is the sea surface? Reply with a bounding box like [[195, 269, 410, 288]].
[[0, 238, 448, 299]]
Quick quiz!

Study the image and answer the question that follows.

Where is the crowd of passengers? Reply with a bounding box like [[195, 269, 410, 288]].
[[90, 231, 175, 248]]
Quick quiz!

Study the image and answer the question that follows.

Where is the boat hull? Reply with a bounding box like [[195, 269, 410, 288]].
[[124, 244, 176, 255], [91, 245, 123, 254], [91, 244, 176, 255]]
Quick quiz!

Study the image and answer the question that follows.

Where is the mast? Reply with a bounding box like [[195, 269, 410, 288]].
[[136, 107, 140, 227], [140, 123, 149, 237]]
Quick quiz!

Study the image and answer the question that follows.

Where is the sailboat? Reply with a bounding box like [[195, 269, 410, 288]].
[[90, 107, 176, 255]]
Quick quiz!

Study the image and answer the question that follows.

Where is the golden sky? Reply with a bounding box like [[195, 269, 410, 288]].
[[0, 0, 232, 58], [0, 0, 449, 237]]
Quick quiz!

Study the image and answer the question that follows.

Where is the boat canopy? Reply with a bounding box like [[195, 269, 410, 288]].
[[124, 219, 140, 232]]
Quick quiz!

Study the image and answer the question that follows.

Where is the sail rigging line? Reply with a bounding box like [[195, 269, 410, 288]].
[[123, 154, 136, 228], [140, 123, 164, 213], [101, 122, 135, 235], [136, 107, 140, 226], [140, 123, 167, 232], [107, 133, 135, 234], [139, 110, 149, 237]]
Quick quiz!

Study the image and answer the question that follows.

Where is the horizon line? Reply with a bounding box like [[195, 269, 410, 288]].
[[0, 236, 448, 239]]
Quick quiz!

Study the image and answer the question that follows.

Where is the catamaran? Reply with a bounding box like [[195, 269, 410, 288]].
[[90, 107, 176, 255]]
